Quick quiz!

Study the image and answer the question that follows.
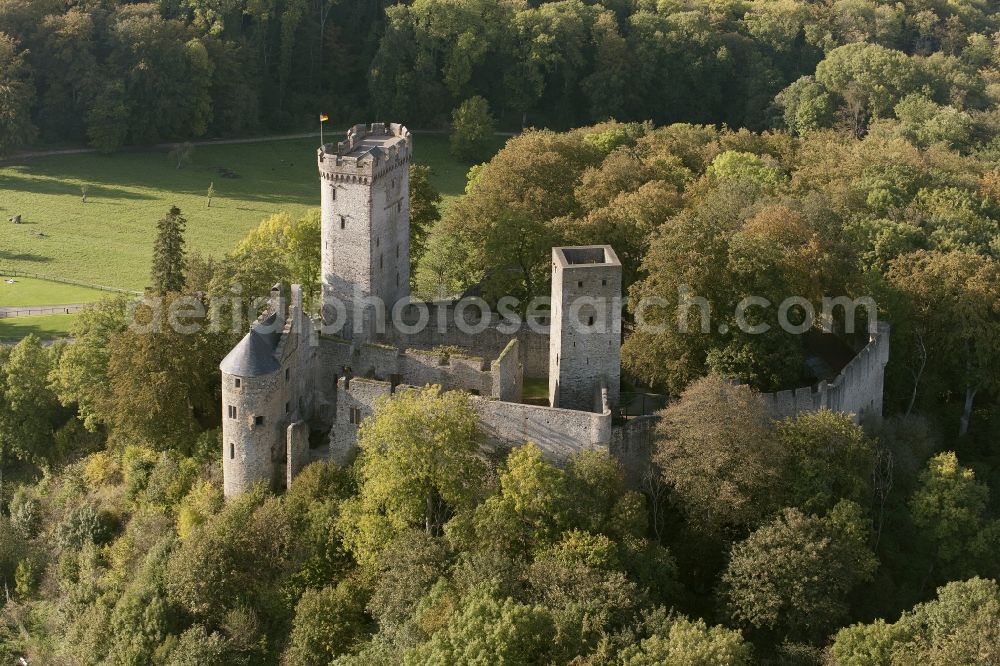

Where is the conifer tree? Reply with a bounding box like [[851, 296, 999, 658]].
[[151, 206, 187, 294]]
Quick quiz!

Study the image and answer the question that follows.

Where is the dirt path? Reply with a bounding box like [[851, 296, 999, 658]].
[[1, 128, 518, 165], [1, 132, 317, 164]]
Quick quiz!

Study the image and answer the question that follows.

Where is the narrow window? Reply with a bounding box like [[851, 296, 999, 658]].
[[230, 443, 235, 459], [588, 316, 594, 326], [228, 405, 237, 419], [395, 246, 399, 258], [397, 202, 402, 212], [577, 281, 583, 288], [285, 368, 290, 382], [234, 378, 241, 388], [255, 415, 264, 426], [376, 236, 380, 247], [601, 279, 607, 286], [380, 255, 383, 269], [332, 189, 337, 201], [285, 401, 290, 414], [340, 216, 346, 229]]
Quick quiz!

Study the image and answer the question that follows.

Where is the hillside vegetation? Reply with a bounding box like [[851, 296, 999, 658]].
[[2, 0, 1000, 664]]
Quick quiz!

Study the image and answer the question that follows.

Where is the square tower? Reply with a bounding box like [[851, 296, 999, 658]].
[[548, 246, 622, 412], [318, 122, 411, 341]]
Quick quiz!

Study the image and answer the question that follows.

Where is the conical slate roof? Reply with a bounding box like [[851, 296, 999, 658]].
[[220, 328, 281, 377]]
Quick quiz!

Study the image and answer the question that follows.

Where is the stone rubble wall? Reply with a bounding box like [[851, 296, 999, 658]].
[[319, 337, 495, 396], [390, 301, 550, 377]]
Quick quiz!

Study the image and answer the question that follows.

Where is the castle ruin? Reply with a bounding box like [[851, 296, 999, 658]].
[[220, 122, 890, 498]]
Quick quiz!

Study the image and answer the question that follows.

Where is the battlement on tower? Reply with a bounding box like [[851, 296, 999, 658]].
[[317, 122, 411, 183]]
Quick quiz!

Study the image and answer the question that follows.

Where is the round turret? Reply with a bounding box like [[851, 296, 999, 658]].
[[221, 328, 283, 497]]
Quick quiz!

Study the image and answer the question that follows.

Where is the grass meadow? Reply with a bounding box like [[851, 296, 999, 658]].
[[0, 276, 106, 307], [0, 314, 75, 340], [0, 133, 488, 293]]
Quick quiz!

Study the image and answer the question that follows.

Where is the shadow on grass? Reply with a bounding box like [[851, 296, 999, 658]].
[[0, 319, 73, 341], [0, 250, 51, 263], [0, 172, 159, 201]]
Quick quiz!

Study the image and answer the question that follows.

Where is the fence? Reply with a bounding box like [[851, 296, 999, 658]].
[[0, 268, 141, 296], [0, 305, 87, 318]]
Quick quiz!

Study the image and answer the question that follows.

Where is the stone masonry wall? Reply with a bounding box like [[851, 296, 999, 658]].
[[610, 416, 659, 487], [760, 323, 890, 422], [328, 377, 611, 466], [318, 337, 494, 396], [391, 301, 550, 378], [330, 376, 392, 465], [491, 339, 522, 403], [286, 421, 310, 489], [475, 394, 612, 463]]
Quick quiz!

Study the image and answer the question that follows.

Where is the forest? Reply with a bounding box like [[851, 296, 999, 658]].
[[0, 0, 999, 152], [4, 0, 1000, 664]]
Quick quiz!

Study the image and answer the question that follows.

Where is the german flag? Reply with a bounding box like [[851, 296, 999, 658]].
[[319, 113, 329, 122]]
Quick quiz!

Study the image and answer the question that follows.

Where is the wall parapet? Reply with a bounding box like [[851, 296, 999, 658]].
[[760, 323, 890, 422]]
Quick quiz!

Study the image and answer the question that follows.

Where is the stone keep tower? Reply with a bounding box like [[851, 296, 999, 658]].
[[548, 246, 622, 412], [318, 122, 411, 341]]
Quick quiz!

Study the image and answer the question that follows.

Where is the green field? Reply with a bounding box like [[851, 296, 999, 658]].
[[0, 276, 108, 307], [0, 313, 76, 340], [1, 133, 490, 291]]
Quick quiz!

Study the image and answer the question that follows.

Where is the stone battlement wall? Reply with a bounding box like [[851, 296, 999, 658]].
[[760, 323, 890, 422], [318, 122, 411, 182]]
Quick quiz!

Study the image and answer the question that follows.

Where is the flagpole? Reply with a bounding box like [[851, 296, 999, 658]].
[[320, 117, 324, 148]]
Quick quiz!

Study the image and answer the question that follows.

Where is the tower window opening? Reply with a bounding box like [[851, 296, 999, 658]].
[[588, 316, 594, 326], [380, 255, 383, 269], [255, 415, 264, 426], [376, 236, 380, 247], [228, 405, 236, 419], [577, 281, 583, 288], [340, 216, 346, 229], [397, 202, 402, 213], [285, 401, 290, 414], [285, 368, 290, 382], [234, 378, 241, 388], [230, 443, 234, 459], [350, 407, 362, 424], [602, 279, 607, 286], [332, 189, 336, 201]]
